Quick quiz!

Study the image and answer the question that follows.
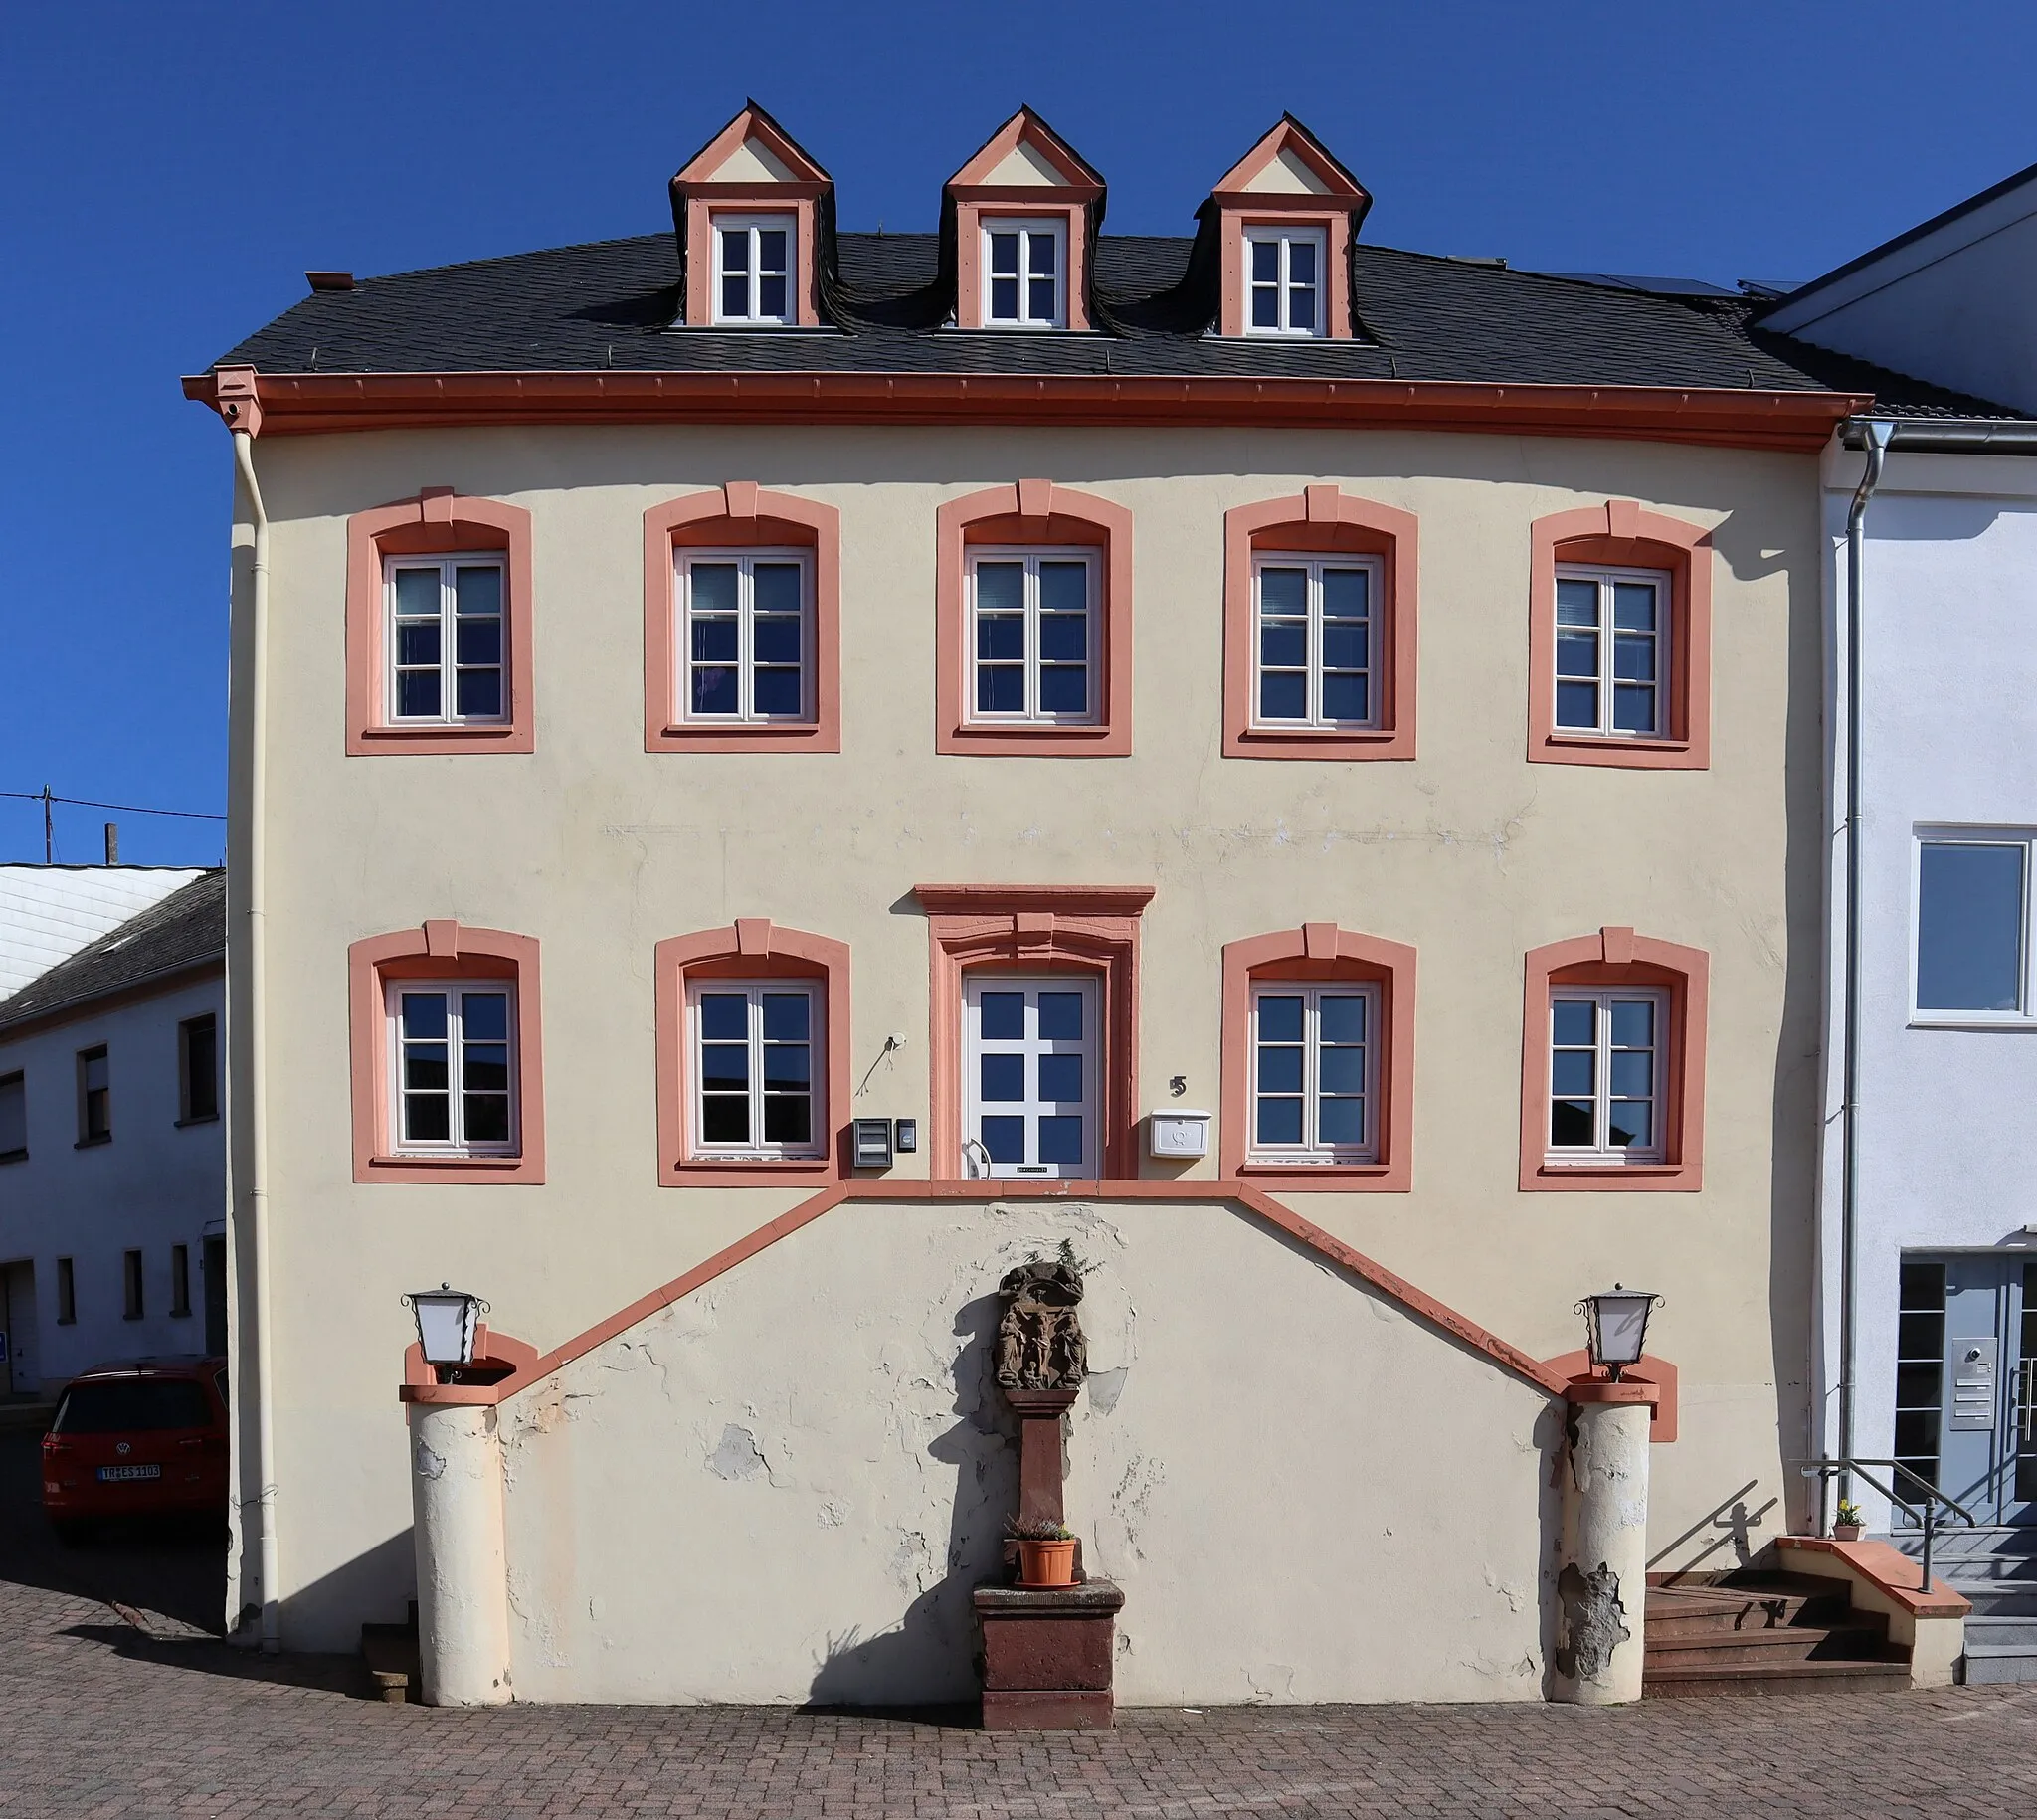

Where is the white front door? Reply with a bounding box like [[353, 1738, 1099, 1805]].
[[962, 975, 1099, 1179]]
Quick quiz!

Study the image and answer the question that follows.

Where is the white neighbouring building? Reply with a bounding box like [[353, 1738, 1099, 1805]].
[[1766, 164, 2037, 1680], [0, 871, 228, 1398]]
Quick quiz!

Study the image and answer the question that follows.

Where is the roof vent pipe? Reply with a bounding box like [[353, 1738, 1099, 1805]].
[[1836, 415, 1894, 1492]]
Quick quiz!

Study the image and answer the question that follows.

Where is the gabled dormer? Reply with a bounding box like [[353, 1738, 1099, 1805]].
[[945, 107, 1105, 332], [1204, 116, 1370, 340], [670, 102, 833, 328]]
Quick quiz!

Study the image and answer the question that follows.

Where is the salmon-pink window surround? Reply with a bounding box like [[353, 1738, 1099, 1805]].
[[916, 883, 1152, 1180], [1520, 927, 1708, 1192], [1528, 501, 1713, 770], [348, 922, 545, 1184], [935, 482, 1134, 756], [345, 490, 535, 756], [670, 104, 832, 328], [1207, 118, 1368, 341], [654, 921, 851, 1186], [946, 108, 1104, 333], [1219, 924, 1416, 1191], [643, 485, 841, 752], [1223, 487, 1417, 759]]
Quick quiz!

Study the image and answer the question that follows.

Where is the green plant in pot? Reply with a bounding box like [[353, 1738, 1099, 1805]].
[[1008, 1515, 1078, 1587], [1833, 1498, 1865, 1542]]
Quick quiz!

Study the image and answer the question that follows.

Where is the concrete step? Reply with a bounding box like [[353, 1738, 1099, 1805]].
[[1644, 1656, 1911, 1699], [1953, 1585, 2037, 1617], [1645, 1625, 1890, 1671], [1963, 1644, 2037, 1685], [1966, 1614, 2037, 1648]]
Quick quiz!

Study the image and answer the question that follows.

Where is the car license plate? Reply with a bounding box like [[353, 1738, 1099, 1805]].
[[96, 1464, 160, 1483]]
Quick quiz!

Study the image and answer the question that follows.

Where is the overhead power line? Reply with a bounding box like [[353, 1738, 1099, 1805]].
[[2, 788, 226, 821]]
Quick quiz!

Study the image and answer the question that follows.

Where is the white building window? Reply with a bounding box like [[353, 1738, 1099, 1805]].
[[678, 549, 813, 722], [0, 1071, 24, 1161], [967, 548, 1099, 724], [1252, 553, 1378, 727], [77, 1045, 109, 1145], [1244, 226, 1326, 336], [963, 975, 1097, 1179], [1554, 565, 1669, 738], [1916, 831, 2034, 1019], [1249, 983, 1378, 1163], [1548, 990, 1666, 1163], [714, 215, 795, 324], [387, 983, 517, 1156], [386, 555, 506, 725], [982, 219, 1065, 327], [690, 982, 822, 1159]]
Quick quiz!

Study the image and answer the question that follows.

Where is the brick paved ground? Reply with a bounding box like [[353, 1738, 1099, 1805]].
[[4, 1570, 2037, 1820]]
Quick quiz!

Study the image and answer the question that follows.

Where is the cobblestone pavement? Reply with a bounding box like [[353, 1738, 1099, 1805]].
[[5, 1573, 2037, 1820]]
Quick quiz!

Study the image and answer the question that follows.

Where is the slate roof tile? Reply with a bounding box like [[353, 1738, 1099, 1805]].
[[0, 871, 225, 1035]]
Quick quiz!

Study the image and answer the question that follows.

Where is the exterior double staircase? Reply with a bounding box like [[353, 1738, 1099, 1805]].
[[1644, 1572, 1909, 1697], [1895, 1529, 2037, 1684]]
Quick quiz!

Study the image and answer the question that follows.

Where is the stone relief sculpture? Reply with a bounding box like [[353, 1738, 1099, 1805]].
[[995, 1259, 1088, 1389]]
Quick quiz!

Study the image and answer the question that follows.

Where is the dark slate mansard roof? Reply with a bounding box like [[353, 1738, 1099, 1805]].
[[0, 871, 226, 1036], [210, 227, 2014, 417]]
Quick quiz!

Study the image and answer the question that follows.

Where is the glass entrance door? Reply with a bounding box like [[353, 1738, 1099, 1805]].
[[1892, 1254, 2037, 1527]]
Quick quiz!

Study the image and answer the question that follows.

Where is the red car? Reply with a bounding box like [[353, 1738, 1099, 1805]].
[[41, 1356, 230, 1540]]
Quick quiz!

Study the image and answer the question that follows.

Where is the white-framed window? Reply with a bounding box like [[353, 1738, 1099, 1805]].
[[1249, 983, 1379, 1164], [1252, 553, 1379, 728], [1914, 829, 2036, 1022], [967, 547, 1099, 725], [1244, 226, 1326, 336], [385, 554, 506, 725], [713, 214, 795, 325], [1554, 565, 1669, 738], [982, 219, 1066, 328], [963, 975, 1098, 1179], [1547, 989, 1666, 1163], [386, 982, 517, 1157], [677, 548, 813, 722], [689, 981, 823, 1159]]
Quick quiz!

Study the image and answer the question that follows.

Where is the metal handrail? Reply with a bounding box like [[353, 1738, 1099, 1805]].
[[1793, 1456, 1979, 1594]]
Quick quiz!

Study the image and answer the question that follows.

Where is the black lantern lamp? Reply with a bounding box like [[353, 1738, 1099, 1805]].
[[1575, 1284, 1661, 1382], [404, 1283, 488, 1381]]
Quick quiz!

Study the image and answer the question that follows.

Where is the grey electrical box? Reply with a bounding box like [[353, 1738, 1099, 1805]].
[[852, 1118, 894, 1169], [894, 1118, 917, 1154]]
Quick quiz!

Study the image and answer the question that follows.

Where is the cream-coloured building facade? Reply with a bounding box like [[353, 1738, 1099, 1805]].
[[190, 106, 1948, 1699]]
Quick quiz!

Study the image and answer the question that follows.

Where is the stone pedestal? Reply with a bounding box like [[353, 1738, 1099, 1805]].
[[1002, 1386, 1084, 1577], [1553, 1378, 1656, 1705], [975, 1581, 1125, 1729]]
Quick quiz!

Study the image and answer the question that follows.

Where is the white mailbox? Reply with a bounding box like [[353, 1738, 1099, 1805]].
[[1149, 1110, 1211, 1159]]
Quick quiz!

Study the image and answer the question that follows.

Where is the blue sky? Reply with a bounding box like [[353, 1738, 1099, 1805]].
[[3, 1, 2032, 865]]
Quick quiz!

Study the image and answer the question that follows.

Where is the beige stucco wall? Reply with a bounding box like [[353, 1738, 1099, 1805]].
[[220, 423, 1821, 1655], [498, 1196, 1558, 1706]]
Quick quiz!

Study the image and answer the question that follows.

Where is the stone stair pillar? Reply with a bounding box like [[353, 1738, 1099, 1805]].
[[1554, 1378, 1657, 1704], [406, 1398, 513, 1706]]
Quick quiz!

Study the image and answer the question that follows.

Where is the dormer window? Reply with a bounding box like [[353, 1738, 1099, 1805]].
[[1246, 227, 1325, 336], [715, 215, 795, 325], [983, 220, 1066, 328]]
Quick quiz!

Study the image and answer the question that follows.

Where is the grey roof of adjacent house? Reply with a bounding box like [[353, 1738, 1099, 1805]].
[[0, 870, 225, 1037], [207, 229, 2017, 418]]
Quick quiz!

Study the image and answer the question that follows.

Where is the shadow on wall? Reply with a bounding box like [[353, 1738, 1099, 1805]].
[[273, 1527, 416, 1655], [807, 1290, 1018, 1708]]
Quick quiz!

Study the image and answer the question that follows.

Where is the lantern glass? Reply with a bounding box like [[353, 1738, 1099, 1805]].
[[410, 1286, 480, 1367], [1585, 1286, 1657, 1372]]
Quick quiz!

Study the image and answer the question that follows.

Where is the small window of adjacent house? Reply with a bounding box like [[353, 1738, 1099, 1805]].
[[962, 976, 1098, 1179], [678, 550, 813, 723], [1916, 836, 2030, 1017], [689, 982, 824, 1160], [1252, 554, 1379, 728], [714, 215, 795, 325], [982, 220, 1066, 328], [1554, 566, 1670, 738], [170, 1244, 192, 1319], [56, 1256, 76, 1325], [179, 1014, 219, 1124], [1547, 990, 1666, 1164], [385, 555, 507, 725], [1250, 984, 1379, 1163], [1244, 227, 1325, 336], [967, 549, 1099, 725], [123, 1249, 144, 1321], [0, 1071, 24, 1161], [77, 1046, 109, 1145], [386, 984, 518, 1157]]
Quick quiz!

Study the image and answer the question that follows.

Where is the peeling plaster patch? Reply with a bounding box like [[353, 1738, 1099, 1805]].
[[1086, 1365, 1129, 1414], [1243, 1662, 1296, 1703], [1482, 1567, 1527, 1615], [817, 1499, 848, 1529], [1555, 1561, 1630, 1683], [413, 1441, 446, 1481], [891, 1530, 935, 1595], [707, 1424, 768, 1481]]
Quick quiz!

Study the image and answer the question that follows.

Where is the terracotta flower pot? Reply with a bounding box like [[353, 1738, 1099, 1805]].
[[1018, 1539, 1076, 1587], [1832, 1523, 1863, 1542]]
